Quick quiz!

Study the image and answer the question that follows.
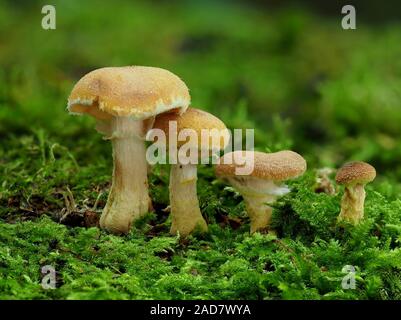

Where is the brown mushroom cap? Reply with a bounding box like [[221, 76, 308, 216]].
[[67, 66, 190, 120], [216, 150, 307, 181], [335, 161, 376, 185], [152, 107, 229, 151]]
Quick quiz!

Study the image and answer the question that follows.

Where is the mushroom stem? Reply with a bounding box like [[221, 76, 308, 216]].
[[169, 163, 208, 236], [99, 117, 150, 234], [226, 177, 289, 234], [241, 194, 277, 233], [338, 183, 366, 224]]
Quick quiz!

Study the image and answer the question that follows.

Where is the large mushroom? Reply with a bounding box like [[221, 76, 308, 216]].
[[215, 150, 307, 233], [149, 108, 230, 236], [67, 66, 190, 234], [335, 161, 376, 225]]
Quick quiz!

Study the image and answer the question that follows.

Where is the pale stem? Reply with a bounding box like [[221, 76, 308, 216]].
[[169, 163, 208, 236], [242, 194, 277, 233], [99, 117, 150, 234], [338, 183, 366, 225]]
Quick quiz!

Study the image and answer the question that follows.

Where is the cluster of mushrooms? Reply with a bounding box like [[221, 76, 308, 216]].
[[67, 66, 376, 237]]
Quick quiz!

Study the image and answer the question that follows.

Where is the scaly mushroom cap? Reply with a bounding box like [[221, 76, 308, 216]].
[[152, 107, 229, 152], [216, 150, 307, 181], [335, 161, 376, 185], [67, 66, 190, 120]]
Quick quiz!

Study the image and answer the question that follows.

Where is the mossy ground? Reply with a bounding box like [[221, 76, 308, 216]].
[[1, 0, 401, 299]]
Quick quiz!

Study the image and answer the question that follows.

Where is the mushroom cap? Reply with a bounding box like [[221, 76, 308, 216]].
[[151, 107, 229, 151], [335, 161, 376, 185], [67, 66, 190, 120], [216, 150, 307, 181]]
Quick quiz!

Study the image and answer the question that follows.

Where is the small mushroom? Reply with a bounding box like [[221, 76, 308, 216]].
[[314, 168, 336, 195], [215, 150, 307, 233], [68, 66, 190, 234], [335, 161, 376, 225], [150, 108, 230, 236]]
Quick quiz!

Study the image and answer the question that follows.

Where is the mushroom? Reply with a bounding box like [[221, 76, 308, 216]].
[[335, 161, 376, 225], [67, 66, 190, 234], [150, 108, 230, 236], [215, 150, 307, 233]]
